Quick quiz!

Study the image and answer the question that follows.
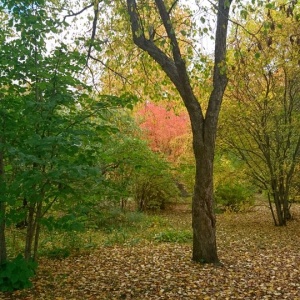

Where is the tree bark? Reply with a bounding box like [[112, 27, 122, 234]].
[[126, 0, 231, 263]]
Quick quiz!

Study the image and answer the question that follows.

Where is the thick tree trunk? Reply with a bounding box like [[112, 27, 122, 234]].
[[0, 150, 7, 264], [191, 0, 230, 263], [192, 147, 218, 263]]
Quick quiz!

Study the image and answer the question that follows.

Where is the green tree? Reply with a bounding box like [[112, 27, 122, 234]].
[[0, 0, 136, 268], [89, 109, 179, 211]]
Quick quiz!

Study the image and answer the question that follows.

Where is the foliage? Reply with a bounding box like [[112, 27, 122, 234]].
[[133, 158, 179, 211], [0, 255, 37, 292], [95, 130, 180, 211], [94, 1, 193, 104], [135, 102, 189, 160], [135, 102, 193, 198], [215, 183, 255, 212]]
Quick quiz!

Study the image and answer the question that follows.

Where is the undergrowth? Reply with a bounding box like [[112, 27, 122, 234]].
[[6, 209, 185, 260]]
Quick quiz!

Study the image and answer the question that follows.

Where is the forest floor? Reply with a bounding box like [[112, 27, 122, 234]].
[[1, 203, 300, 300]]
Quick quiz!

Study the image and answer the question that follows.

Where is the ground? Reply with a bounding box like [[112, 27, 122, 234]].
[[1, 204, 300, 300]]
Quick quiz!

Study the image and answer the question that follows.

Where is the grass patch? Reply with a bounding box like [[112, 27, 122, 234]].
[[153, 229, 192, 243]]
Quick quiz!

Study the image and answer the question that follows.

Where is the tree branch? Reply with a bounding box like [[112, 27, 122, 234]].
[[89, 54, 130, 83], [86, 1, 100, 63], [126, 0, 180, 87], [168, 0, 180, 15], [127, 0, 204, 123], [63, 3, 94, 21], [155, 0, 182, 63], [206, 0, 231, 124]]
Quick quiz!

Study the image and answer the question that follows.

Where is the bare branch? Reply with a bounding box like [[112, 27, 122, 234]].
[[89, 54, 130, 84], [155, 0, 182, 62], [63, 3, 94, 21], [86, 1, 100, 63], [85, 63, 100, 93], [168, 0, 180, 15]]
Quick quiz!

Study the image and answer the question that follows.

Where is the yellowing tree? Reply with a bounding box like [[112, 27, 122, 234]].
[[222, 0, 300, 226]]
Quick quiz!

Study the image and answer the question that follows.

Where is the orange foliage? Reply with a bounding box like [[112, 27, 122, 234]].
[[135, 102, 190, 162]]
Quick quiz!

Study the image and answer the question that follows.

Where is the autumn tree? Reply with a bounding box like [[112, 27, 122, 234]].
[[125, 0, 231, 263], [136, 102, 189, 161], [222, 1, 300, 225]]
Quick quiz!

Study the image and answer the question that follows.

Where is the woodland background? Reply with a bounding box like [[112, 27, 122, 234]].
[[0, 0, 299, 298]]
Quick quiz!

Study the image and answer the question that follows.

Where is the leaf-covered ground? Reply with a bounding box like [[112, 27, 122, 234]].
[[1, 204, 300, 300]]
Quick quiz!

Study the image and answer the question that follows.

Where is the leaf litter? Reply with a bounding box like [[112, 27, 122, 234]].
[[1, 204, 300, 300]]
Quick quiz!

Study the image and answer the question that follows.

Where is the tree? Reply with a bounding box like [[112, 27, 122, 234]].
[[222, 1, 300, 226], [135, 102, 189, 161], [126, 0, 231, 263], [0, 0, 136, 266]]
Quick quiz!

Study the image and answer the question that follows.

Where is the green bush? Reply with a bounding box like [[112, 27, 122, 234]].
[[134, 175, 179, 211], [215, 183, 254, 212], [0, 255, 37, 292]]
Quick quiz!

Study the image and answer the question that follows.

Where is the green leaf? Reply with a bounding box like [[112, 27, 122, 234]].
[[254, 52, 260, 59], [240, 10, 248, 19]]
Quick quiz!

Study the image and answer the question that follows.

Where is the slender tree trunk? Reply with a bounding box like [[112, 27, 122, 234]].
[[25, 203, 36, 260], [0, 201, 6, 264], [33, 201, 42, 261], [268, 192, 278, 226], [0, 150, 7, 264]]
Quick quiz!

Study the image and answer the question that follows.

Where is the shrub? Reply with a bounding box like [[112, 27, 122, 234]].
[[134, 175, 179, 211], [0, 255, 37, 292], [215, 183, 254, 212]]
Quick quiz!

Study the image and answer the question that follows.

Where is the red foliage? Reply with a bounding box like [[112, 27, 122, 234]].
[[136, 102, 189, 161]]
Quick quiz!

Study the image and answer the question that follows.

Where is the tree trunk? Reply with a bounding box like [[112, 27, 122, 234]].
[[33, 201, 43, 261], [0, 150, 7, 264], [271, 176, 292, 226], [126, 0, 231, 263], [268, 192, 278, 226], [192, 146, 218, 262], [24, 203, 36, 260]]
